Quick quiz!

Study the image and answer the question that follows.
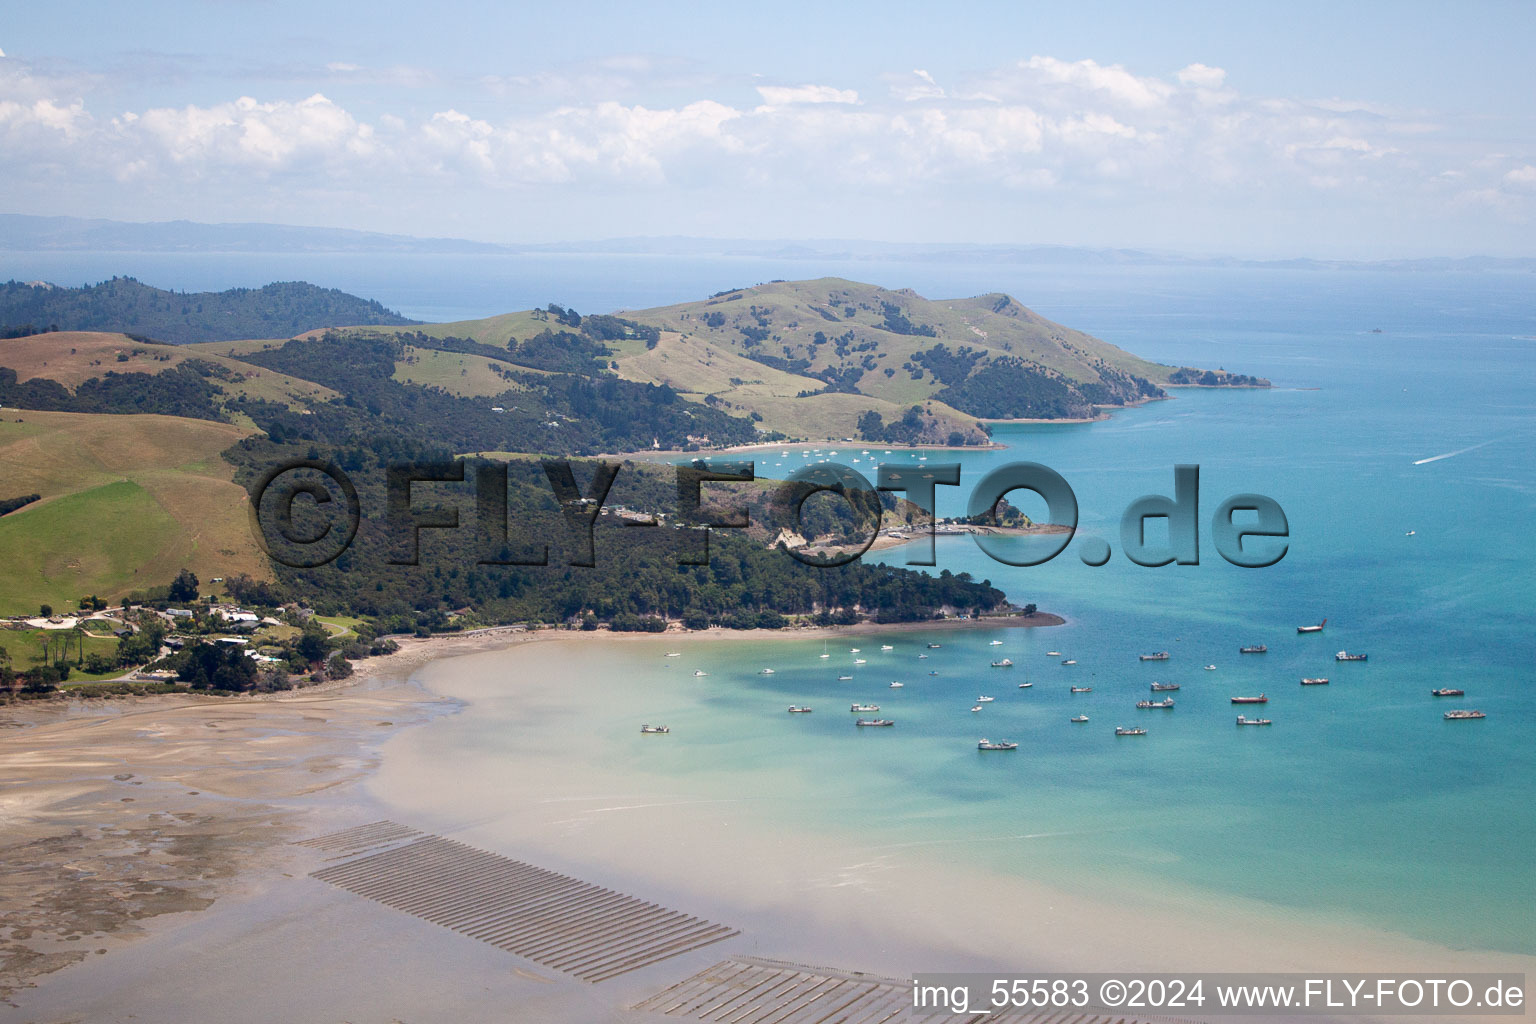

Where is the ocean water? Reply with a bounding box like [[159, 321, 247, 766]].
[[8, 249, 1535, 955]]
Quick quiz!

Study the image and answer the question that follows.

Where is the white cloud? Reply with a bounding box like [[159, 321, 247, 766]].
[[1504, 164, 1536, 188], [1177, 63, 1227, 89], [755, 84, 859, 107]]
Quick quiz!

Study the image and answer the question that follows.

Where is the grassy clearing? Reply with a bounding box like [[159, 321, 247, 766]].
[[1, 627, 124, 681], [393, 346, 518, 397]]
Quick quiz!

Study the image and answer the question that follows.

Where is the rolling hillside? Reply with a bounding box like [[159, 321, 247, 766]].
[[355, 278, 1265, 441], [0, 409, 268, 612]]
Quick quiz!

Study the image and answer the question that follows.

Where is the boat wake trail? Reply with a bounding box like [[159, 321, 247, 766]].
[[1413, 440, 1495, 465]]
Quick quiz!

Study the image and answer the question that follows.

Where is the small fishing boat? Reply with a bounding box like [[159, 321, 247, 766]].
[[693, 670, 708, 677], [989, 640, 1004, 646], [1070, 714, 1089, 723], [1297, 619, 1327, 634], [1204, 664, 1217, 671], [928, 643, 942, 649], [1336, 651, 1368, 662], [928, 670, 938, 675], [918, 653, 929, 659], [1150, 682, 1180, 691], [854, 658, 867, 664], [1115, 727, 1147, 736], [1061, 659, 1077, 665], [1301, 677, 1329, 685], [1430, 688, 1464, 697], [1236, 715, 1273, 726], [1071, 686, 1092, 693], [850, 703, 879, 712], [1231, 694, 1268, 704], [1018, 682, 1033, 688], [1136, 698, 1175, 709], [881, 644, 894, 651], [856, 718, 895, 727], [1046, 651, 1061, 657], [787, 705, 812, 713], [837, 675, 853, 680], [889, 681, 904, 688], [850, 648, 861, 654], [640, 724, 670, 734], [1443, 709, 1485, 720], [760, 668, 776, 675], [1139, 652, 1170, 661], [664, 652, 681, 658], [970, 705, 983, 712], [1239, 644, 1268, 654], [977, 739, 1018, 750], [991, 658, 1014, 667], [976, 695, 995, 703]]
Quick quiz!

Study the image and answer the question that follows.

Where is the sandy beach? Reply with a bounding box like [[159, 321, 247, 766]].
[[4, 628, 1531, 1024]]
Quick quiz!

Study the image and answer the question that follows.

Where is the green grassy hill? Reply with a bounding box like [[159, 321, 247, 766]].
[[0, 409, 267, 614], [349, 278, 1265, 442]]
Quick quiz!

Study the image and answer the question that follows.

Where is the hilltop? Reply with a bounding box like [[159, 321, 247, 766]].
[[0, 277, 419, 345], [358, 278, 1265, 442]]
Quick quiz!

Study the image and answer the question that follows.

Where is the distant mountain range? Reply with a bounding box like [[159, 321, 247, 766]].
[[3, 214, 1533, 271]]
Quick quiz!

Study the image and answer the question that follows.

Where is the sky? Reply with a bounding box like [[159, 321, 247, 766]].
[[2, 1, 1535, 258]]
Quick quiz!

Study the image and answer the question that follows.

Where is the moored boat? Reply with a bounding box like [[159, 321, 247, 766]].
[[1236, 715, 1273, 726], [1046, 651, 1061, 657], [976, 695, 994, 702], [1017, 682, 1033, 688], [1431, 688, 1465, 697], [856, 718, 895, 727], [989, 640, 1004, 646], [1443, 709, 1486, 720], [850, 703, 880, 712], [837, 674, 853, 680], [760, 668, 776, 675], [1071, 686, 1092, 693], [1115, 727, 1147, 736], [787, 705, 812, 713], [1240, 644, 1268, 654], [1336, 651, 1368, 661], [881, 644, 894, 650], [640, 724, 670, 734], [889, 680, 904, 688], [693, 670, 708, 677], [664, 652, 681, 657], [1150, 682, 1180, 691], [1136, 698, 1175, 708], [1204, 664, 1216, 671], [1301, 677, 1330, 685], [927, 643, 942, 649], [977, 739, 1018, 750], [970, 705, 983, 712], [1061, 659, 1077, 665], [1297, 619, 1327, 633], [991, 658, 1014, 667], [1139, 652, 1170, 661], [1070, 715, 1089, 723], [1231, 694, 1269, 704]]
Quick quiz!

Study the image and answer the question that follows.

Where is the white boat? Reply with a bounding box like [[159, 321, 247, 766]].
[[889, 681, 904, 688], [928, 643, 942, 649], [880, 644, 893, 651], [664, 652, 681, 658], [820, 640, 830, 659], [760, 668, 775, 675], [1136, 698, 1175, 709], [693, 670, 708, 677], [1071, 686, 1092, 693], [1018, 682, 1033, 688], [989, 640, 1004, 646], [970, 705, 983, 712], [1204, 664, 1216, 671], [1046, 651, 1061, 657], [787, 705, 812, 713], [977, 739, 1017, 750], [1236, 715, 1272, 726], [1070, 715, 1089, 723], [837, 675, 853, 680], [976, 695, 995, 702], [850, 703, 879, 712], [850, 648, 861, 653], [855, 718, 895, 727], [1115, 727, 1147, 736], [640, 724, 670, 734], [854, 658, 867, 664], [917, 654, 929, 660], [991, 658, 1013, 667], [1061, 659, 1077, 665]]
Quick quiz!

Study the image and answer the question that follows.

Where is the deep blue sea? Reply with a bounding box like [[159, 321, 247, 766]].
[[7, 249, 1534, 955]]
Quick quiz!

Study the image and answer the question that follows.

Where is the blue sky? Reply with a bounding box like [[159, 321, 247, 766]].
[[3, 1, 1534, 256]]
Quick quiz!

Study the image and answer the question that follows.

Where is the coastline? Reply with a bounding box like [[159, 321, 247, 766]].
[[7, 626, 1533, 1022]]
